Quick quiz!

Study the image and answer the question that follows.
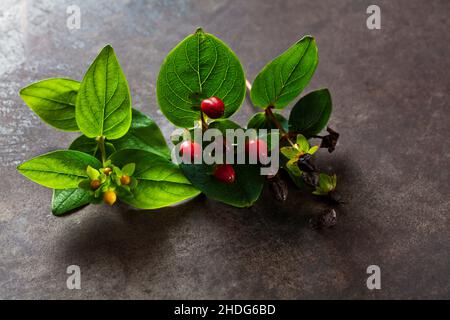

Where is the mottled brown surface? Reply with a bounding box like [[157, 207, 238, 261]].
[[0, 0, 449, 299]]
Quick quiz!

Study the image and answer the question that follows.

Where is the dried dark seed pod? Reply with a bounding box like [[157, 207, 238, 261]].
[[268, 174, 288, 202], [328, 190, 342, 204], [309, 208, 337, 230], [320, 127, 340, 153], [297, 153, 316, 172], [302, 171, 320, 187]]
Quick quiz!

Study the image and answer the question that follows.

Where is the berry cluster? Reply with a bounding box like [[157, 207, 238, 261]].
[[79, 162, 137, 206], [181, 96, 272, 184]]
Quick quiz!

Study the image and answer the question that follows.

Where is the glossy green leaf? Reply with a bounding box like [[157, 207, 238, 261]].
[[247, 111, 288, 132], [19, 78, 80, 131], [76, 45, 132, 139], [112, 109, 170, 158], [17, 150, 102, 189], [180, 163, 264, 208], [251, 36, 318, 109], [51, 188, 93, 216], [109, 150, 200, 209], [289, 88, 332, 137], [69, 135, 116, 161], [157, 28, 246, 127]]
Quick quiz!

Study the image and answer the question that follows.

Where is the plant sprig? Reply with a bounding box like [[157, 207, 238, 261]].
[[17, 28, 340, 216]]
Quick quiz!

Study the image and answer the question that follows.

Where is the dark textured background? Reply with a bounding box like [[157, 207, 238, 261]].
[[0, 0, 449, 299]]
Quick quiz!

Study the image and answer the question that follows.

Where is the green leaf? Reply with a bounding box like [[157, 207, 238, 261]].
[[280, 147, 298, 160], [112, 109, 170, 159], [319, 173, 332, 190], [250, 36, 318, 109], [113, 165, 122, 177], [76, 45, 132, 139], [307, 145, 319, 155], [247, 111, 288, 132], [289, 88, 332, 137], [121, 163, 135, 176], [313, 173, 337, 195], [286, 158, 302, 176], [284, 158, 304, 188], [17, 150, 102, 189], [157, 28, 246, 128], [180, 163, 264, 208], [296, 134, 310, 153], [109, 150, 200, 209], [51, 188, 93, 216], [19, 78, 80, 131], [69, 135, 116, 161], [86, 165, 100, 180]]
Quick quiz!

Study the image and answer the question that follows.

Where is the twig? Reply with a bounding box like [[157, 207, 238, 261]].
[[246, 79, 252, 92]]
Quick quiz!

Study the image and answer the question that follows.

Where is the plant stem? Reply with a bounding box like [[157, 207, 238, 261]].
[[265, 107, 296, 147], [97, 136, 107, 167], [200, 111, 208, 131], [245, 78, 295, 147], [246, 79, 252, 92]]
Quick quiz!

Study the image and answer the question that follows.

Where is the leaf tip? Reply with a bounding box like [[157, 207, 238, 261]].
[[100, 44, 115, 56], [16, 160, 28, 173], [195, 27, 205, 35], [300, 35, 315, 42], [18, 86, 26, 98], [297, 35, 317, 52]]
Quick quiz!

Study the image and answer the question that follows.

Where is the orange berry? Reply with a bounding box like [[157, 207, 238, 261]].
[[103, 190, 117, 205], [90, 179, 101, 190], [120, 175, 131, 185], [103, 167, 112, 176]]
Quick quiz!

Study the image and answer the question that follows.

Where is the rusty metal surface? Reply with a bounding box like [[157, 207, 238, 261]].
[[0, 0, 449, 299]]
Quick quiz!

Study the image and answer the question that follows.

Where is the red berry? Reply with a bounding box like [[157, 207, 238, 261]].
[[245, 139, 268, 161], [180, 140, 202, 163], [213, 164, 235, 184], [201, 96, 225, 119]]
